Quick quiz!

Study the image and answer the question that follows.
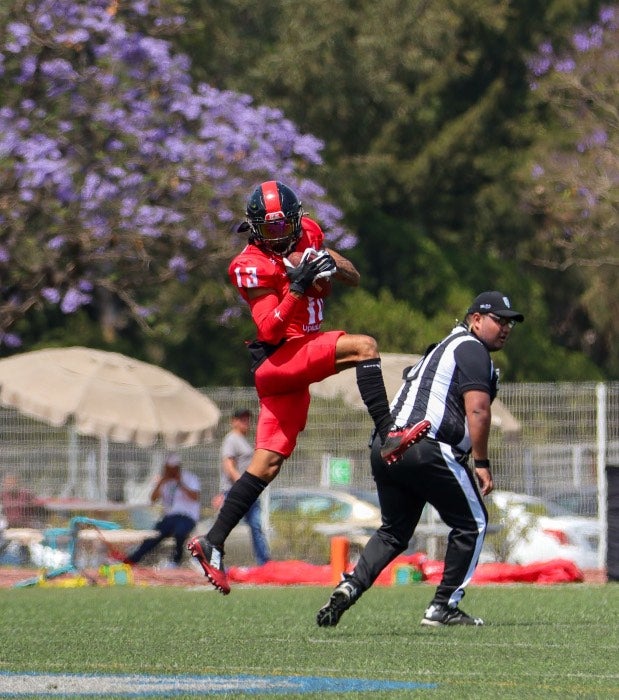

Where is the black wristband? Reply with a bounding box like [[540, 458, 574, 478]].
[[474, 458, 491, 469]]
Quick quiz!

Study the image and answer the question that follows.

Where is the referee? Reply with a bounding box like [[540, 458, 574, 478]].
[[317, 291, 524, 627]]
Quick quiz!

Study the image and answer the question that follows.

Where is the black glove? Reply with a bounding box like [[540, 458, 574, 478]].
[[287, 250, 336, 294]]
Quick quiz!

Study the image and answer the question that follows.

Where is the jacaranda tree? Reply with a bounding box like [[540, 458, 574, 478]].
[[0, 0, 351, 349]]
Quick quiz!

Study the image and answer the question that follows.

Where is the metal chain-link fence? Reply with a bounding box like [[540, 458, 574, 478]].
[[1, 382, 617, 511]]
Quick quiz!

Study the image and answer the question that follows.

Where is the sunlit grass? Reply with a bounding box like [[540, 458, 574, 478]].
[[0, 583, 617, 699]]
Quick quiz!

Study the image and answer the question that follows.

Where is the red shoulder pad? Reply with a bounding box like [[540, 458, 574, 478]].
[[296, 216, 325, 252]]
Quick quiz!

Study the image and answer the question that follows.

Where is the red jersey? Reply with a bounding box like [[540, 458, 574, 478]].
[[228, 217, 327, 343]]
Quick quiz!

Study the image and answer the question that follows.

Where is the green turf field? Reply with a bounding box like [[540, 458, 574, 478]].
[[0, 583, 617, 699]]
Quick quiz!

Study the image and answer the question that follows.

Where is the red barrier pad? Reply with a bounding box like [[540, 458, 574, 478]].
[[227, 555, 584, 587]]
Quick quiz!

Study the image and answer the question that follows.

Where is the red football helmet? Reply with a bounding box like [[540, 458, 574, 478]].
[[245, 181, 303, 256]]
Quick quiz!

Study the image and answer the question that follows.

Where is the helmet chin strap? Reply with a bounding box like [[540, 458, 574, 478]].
[[266, 237, 296, 256]]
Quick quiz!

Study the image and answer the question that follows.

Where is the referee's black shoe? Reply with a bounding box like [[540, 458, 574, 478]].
[[316, 575, 361, 627], [421, 603, 484, 626]]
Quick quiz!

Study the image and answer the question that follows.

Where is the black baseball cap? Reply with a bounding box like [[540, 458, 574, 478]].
[[467, 291, 524, 322], [233, 409, 252, 419]]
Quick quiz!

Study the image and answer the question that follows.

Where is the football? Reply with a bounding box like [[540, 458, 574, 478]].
[[286, 250, 332, 298]]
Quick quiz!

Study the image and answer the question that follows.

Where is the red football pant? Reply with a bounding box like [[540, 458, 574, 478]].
[[254, 330, 345, 457]]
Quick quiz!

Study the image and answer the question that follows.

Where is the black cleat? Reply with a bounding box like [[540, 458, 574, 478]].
[[421, 603, 484, 627], [316, 576, 361, 627]]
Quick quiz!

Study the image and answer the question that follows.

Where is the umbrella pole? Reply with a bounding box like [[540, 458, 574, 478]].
[[62, 425, 79, 498], [99, 436, 109, 501]]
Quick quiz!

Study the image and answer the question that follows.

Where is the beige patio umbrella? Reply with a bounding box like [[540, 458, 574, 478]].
[[311, 352, 521, 435], [0, 347, 220, 448]]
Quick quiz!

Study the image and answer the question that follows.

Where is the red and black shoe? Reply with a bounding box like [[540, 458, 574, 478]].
[[187, 536, 230, 595], [380, 419, 431, 465]]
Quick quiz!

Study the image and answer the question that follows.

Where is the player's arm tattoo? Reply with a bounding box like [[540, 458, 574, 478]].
[[325, 248, 360, 287]]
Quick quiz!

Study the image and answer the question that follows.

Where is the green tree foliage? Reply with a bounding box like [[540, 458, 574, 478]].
[[180, 0, 606, 379], [1, 0, 611, 382], [519, 6, 618, 376]]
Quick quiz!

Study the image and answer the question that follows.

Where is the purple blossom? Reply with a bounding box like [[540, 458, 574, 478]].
[[137, 306, 154, 318], [96, 72, 118, 91], [572, 24, 604, 53], [577, 129, 609, 152], [187, 229, 206, 249], [528, 56, 551, 77], [591, 129, 608, 146], [578, 187, 597, 208], [81, 172, 101, 201], [48, 235, 66, 249], [132, 2, 150, 17], [56, 181, 76, 204], [84, 213, 111, 239], [555, 58, 576, 73], [0, 0, 350, 332], [0, 333, 22, 348], [538, 41, 553, 56], [5, 22, 30, 53], [55, 29, 90, 44], [572, 32, 591, 52], [120, 173, 144, 188], [217, 208, 234, 222], [106, 138, 124, 152], [588, 25, 604, 48], [135, 205, 167, 226], [135, 226, 161, 238], [599, 6, 615, 24], [168, 255, 187, 273], [40, 58, 78, 81], [18, 56, 37, 83], [120, 197, 138, 217], [333, 233, 358, 250], [154, 15, 185, 29], [174, 181, 191, 195], [41, 287, 61, 303], [293, 134, 324, 164], [32, 12, 54, 32], [61, 287, 92, 313]]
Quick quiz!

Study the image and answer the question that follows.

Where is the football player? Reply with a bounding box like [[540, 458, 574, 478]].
[[188, 181, 430, 593]]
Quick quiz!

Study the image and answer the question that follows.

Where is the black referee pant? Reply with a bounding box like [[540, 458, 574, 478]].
[[352, 437, 488, 608]]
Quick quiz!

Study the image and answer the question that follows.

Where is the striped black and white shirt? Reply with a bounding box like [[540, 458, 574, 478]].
[[389, 324, 498, 457]]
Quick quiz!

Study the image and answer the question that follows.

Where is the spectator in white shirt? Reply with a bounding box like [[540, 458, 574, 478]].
[[125, 453, 200, 568]]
